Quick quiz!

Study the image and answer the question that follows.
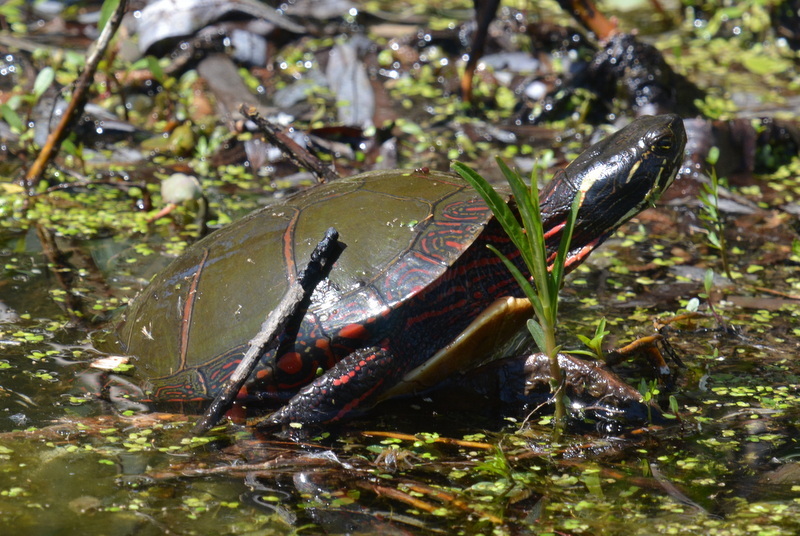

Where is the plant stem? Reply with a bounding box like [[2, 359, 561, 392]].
[[719, 235, 733, 281], [544, 320, 565, 437]]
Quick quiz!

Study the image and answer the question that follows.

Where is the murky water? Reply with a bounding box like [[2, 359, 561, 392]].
[[1, 0, 799, 532], [1, 209, 798, 534]]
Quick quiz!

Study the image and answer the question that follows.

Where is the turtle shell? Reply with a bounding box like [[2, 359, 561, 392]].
[[113, 169, 518, 402]]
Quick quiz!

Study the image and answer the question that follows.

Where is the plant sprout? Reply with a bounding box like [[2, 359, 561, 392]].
[[455, 158, 582, 435]]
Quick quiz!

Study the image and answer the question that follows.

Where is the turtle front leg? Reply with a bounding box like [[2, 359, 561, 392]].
[[266, 346, 402, 425]]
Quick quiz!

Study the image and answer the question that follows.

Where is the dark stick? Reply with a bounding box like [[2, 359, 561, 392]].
[[461, 0, 501, 103], [191, 227, 341, 435], [240, 105, 340, 184], [23, 0, 128, 193]]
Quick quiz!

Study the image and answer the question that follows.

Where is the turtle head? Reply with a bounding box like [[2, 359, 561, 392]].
[[540, 114, 687, 269]]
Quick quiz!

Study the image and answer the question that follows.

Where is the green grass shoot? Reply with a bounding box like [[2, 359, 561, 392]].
[[454, 157, 582, 434]]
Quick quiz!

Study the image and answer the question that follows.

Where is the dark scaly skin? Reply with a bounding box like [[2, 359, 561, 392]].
[[105, 114, 686, 424]]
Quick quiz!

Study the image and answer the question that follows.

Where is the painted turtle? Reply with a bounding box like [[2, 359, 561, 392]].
[[104, 114, 686, 424]]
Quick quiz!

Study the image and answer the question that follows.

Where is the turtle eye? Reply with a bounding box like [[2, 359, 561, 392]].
[[653, 135, 673, 154]]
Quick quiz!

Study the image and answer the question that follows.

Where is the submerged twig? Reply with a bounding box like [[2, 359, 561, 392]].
[[33, 223, 112, 326]]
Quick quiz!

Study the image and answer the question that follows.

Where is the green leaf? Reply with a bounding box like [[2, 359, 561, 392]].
[[594, 317, 609, 339], [146, 56, 165, 84], [581, 472, 604, 497], [567, 349, 598, 358], [487, 245, 542, 314], [0, 104, 24, 132], [742, 55, 792, 76], [398, 119, 424, 137], [669, 395, 680, 416], [706, 146, 720, 166], [575, 317, 609, 358], [551, 187, 581, 291], [495, 158, 542, 275], [527, 319, 546, 353], [33, 67, 55, 101], [639, 378, 650, 399], [703, 269, 715, 293], [61, 138, 80, 157], [98, 0, 120, 31], [454, 162, 527, 259]]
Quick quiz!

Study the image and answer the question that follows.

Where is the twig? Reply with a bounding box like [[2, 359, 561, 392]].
[[191, 227, 342, 435], [23, 0, 128, 193], [241, 105, 339, 184], [755, 286, 800, 300], [649, 463, 710, 515], [556, 0, 618, 40]]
